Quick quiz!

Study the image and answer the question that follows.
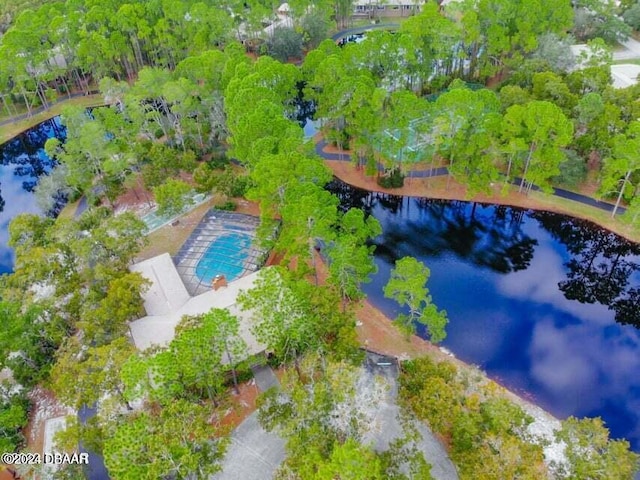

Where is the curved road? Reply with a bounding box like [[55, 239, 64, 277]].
[[325, 24, 627, 217], [314, 139, 626, 215], [331, 23, 399, 42]]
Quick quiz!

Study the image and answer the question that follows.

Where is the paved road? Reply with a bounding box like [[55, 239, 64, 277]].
[[213, 365, 285, 480], [613, 36, 640, 61], [362, 352, 459, 480], [315, 139, 625, 215], [331, 23, 399, 42]]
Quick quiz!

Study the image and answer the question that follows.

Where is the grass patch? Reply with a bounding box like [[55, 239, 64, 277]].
[[57, 198, 81, 220], [136, 196, 218, 261], [612, 58, 640, 65], [0, 95, 106, 145]]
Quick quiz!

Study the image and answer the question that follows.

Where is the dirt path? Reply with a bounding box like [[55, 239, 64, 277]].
[[323, 156, 640, 244]]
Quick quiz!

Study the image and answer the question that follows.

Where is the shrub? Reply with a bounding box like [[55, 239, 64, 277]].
[[377, 168, 404, 188], [215, 200, 236, 211], [153, 179, 192, 216], [554, 150, 587, 188], [266, 27, 303, 61]]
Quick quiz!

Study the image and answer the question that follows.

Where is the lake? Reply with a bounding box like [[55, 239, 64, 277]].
[[0, 117, 65, 274], [329, 180, 640, 451]]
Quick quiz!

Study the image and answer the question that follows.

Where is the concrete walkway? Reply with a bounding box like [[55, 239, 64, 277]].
[[363, 352, 459, 480], [212, 412, 286, 480], [213, 365, 285, 480], [251, 364, 280, 392]]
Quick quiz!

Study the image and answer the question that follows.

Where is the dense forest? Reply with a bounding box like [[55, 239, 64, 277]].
[[1, 0, 640, 478]]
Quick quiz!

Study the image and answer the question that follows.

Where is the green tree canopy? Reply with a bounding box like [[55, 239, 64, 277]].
[[383, 257, 448, 342]]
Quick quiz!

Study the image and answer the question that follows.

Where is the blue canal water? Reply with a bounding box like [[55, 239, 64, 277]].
[[329, 181, 640, 451], [0, 117, 66, 274]]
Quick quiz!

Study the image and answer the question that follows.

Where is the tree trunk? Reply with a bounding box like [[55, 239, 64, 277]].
[[612, 170, 632, 217], [519, 143, 535, 193], [224, 339, 240, 395]]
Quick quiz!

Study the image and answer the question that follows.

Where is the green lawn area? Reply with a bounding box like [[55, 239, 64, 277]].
[[0, 94, 105, 144], [57, 198, 81, 220], [612, 58, 640, 65]]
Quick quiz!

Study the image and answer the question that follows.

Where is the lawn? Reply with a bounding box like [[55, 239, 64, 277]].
[[0, 94, 105, 144]]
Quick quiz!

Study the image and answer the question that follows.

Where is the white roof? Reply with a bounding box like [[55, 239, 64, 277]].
[[129, 254, 264, 358], [263, 16, 294, 36], [611, 64, 640, 89], [130, 253, 191, 316]]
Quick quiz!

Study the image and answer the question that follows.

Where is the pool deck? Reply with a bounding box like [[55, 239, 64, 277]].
[[172, 209, 265, 296]]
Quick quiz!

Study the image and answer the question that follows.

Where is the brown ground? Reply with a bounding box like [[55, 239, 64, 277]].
[[322, 150, 640, 244], [215, 380, 260, 435]]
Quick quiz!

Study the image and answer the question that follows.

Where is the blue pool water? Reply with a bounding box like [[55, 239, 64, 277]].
[[195, 232, 252, 284]]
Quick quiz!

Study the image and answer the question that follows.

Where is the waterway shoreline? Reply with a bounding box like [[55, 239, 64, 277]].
[[0, 94, 106, 145], [312, 254, 567, 466], [324, 157, 640, 245]]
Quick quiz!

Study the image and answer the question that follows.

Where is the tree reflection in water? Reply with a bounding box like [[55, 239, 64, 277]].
[[329, 180, 538, 275], [0, 118, 65, 194], [328, 181, 640, 329], [533, 212, 640, 328]]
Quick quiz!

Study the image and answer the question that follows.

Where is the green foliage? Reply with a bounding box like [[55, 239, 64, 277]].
[[5, 208, 147, 327], [600, 121, 640, 216], [573, 0, 631, 43], [399, 357, 547, 479], [377, 168, 405, 189], [501, 100, 574, 194], [300, 10, 331, 49], [215, 200, 236, 211], [123, 308, 247, 405], [554, 150, 587, 188], [49, 337, 135, 410], [326, 209, 381, 304], [0, 301, 67, 387], [81, 272, 150, 345], [259, 354, 414, 480], [552, 416, 640, 479], [141, 144, 197, 190], [623, 3, 640, 30], [399, 357, 462, 434], [103, 399, 227, 480], [0, 383, 29, 452], [267, 27, 304, 62], [194, 163, 249, 197], [383, 257, 448, 342], [238, 267, 319, 365], [153, 178, 192, 216]]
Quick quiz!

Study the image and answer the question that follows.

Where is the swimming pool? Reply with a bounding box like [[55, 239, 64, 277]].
[[194, 232, 252, 285]]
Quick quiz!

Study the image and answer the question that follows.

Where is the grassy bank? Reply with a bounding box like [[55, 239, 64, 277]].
[[324, 159, 640, 244], [0, 94, 105, 145]]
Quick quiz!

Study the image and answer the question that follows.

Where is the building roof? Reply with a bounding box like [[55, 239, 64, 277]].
[[611, 64, 640, 89], [263, 16, 294, 36], [129, 254, 265, 358], [130, 253, 190, 316]]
